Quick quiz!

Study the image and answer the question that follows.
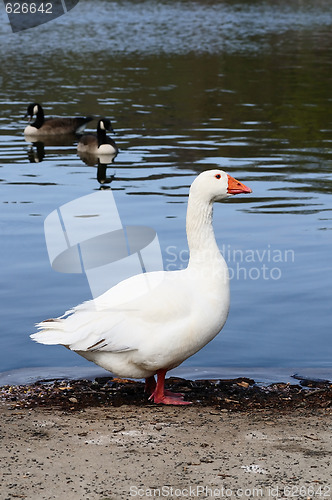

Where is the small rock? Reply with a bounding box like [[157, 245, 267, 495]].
[[188, 459, 201, 466], [237, 381, 250, 388]]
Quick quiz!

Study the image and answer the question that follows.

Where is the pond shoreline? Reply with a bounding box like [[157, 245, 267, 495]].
[[1, 375, 331, 411], [1, 365, 332, 388]]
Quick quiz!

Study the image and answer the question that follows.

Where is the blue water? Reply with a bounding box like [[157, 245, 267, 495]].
[[0, 0, 332, 383]]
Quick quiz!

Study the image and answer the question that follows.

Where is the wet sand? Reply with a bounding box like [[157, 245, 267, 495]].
[[1, 377, 331, 500]]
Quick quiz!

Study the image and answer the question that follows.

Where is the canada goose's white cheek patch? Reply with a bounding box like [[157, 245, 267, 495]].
[[100, 121, 105, 130], [33, 105, 39, 115]]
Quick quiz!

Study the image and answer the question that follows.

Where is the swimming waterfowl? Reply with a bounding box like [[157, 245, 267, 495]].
[[31, 169, 252, 405], [24, 103, 93, 136], [77, 118, 118, 155]]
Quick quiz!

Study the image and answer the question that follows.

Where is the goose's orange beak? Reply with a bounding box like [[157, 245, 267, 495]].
[[227, 174, 252, 195]]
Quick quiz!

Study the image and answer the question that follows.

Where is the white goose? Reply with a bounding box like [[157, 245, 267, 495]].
[[31, 170, 251, 405]]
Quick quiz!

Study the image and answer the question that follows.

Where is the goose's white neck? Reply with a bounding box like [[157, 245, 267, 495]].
[[186, 193, 221, 268]]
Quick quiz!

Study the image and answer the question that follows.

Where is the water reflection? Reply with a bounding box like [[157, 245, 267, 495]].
[[77, 151, 117, 188], [96, 162, 116, 189], [27, 142, 45, 163], [24, 134, 78, 148], [25, 138, 118, 188]]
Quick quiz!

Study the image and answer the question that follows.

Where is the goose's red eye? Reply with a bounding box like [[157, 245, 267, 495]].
[[215, 174, 221, 179]]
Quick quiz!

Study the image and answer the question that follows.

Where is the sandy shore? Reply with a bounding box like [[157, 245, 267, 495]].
[[1, 378, 331, 500]]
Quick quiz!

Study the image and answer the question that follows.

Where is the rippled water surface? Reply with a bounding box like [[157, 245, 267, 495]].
[[0, 0, 332, 380]]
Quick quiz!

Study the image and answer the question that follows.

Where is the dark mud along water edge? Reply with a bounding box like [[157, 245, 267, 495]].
[[1, 376, 331, 412]]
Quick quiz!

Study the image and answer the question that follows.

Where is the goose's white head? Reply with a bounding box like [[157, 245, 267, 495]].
[[190, 169, 252, 203]]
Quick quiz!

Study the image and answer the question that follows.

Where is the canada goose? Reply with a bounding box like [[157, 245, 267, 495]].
[[24, 103, 93, 136], [77, 118, 118, 155]]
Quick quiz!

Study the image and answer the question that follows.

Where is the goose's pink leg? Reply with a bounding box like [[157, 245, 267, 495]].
[[148, 369, 192, 405], [145, 375, 185, 398]]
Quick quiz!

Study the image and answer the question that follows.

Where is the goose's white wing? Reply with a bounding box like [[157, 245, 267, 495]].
[[32, 269, 194, 353]]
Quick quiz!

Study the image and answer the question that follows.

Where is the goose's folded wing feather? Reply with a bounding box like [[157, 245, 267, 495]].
[[31, 270, 193, 352]]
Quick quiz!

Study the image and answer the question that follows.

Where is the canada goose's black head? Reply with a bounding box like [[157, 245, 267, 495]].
[[25, 103, 44, 121], [98, 118, 114, 134]]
